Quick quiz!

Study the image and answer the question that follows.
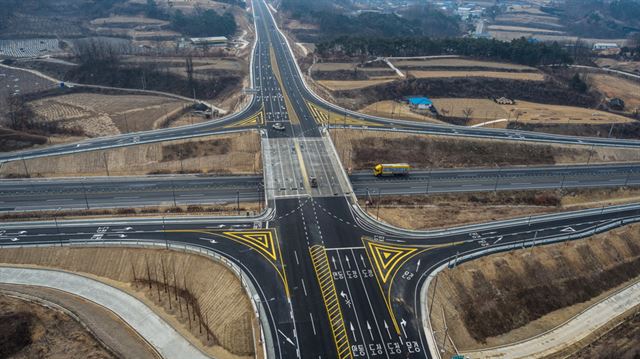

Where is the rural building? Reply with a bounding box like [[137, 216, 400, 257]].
[[608, 98, 625, 110], [189, 36, 228, 47], [495, 97, 515, 105], [406, 97, 434, 110], [592, 41, 622, 55]]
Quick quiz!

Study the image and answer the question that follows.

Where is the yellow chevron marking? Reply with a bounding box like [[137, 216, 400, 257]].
[[366, 241, 418, 284], [309, 245, 352, 359], [306, 101, 383, 127], [222, 231, 277, 261], [226, 107, 264, 128]]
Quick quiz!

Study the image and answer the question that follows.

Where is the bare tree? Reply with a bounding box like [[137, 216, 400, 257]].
[[462, 107, 474, 121]]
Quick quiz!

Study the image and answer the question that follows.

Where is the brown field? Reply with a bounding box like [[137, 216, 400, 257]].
[[29, 93, 190, 135], [0, 131, 262, 178], [390, 58, 535, 71], [358, 101, 442, 123], [588, 74, 640, 114], [90, 15, 169, 26], [366, 187, 640, 230], [487, 25, 563, 34], [0, 66, 55, 108], [431, 98, 509, 124], [407, 70, 545, 81], [501, 99, 635, 124], [0, 247, 257, 359], [331, 129, 640, 170], [318, 79, 396, 91], [569, 305, 640, 358], [312, 63, 359, 71], [428, 225, 640, 357], [594, 58, 640, 74]]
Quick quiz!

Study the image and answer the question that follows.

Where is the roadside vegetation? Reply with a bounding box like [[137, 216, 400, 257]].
[[364, 187, 640, 230], [0, 132, 261, 178], [0, 247, 257, 358], [279, 0, 461, 42], [429, 224, 640, 357], [331, 130, 640, 170]]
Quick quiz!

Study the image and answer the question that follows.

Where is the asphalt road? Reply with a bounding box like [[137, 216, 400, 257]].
[[4, 163, 640, 211], [2, 0, 640, 358]]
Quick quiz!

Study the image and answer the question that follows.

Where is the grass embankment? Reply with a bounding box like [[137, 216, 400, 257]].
[[0, 247, 257, 359], [362, 187, 640, 230], [0, 132, 262, 178], [0, 203, 261, 222], [331, 129, 640, 169], [428, 224, 640, 357]]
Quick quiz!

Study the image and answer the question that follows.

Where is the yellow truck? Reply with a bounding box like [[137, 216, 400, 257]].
[[373, 163, 410, 177]]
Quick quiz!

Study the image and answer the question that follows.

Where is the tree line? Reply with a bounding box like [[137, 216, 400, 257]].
[[144, 0, 237, 37], [281, 0, 460, 39], [316, 37, 573, 66]]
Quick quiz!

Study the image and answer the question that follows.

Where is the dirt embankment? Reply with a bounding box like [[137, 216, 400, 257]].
[[428, 225, 640, 356], [0, 293, 115, 359], [331, 129, 640, 170], [365, 187, 640, 230], [0, 247, 257, 359], [0, 131, 262, 178]]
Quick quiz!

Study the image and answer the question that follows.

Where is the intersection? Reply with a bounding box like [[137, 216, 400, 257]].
[[2, 0, 640, 358]]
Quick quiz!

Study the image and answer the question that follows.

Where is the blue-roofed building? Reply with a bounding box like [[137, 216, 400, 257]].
[[406, 96, 433, 110]]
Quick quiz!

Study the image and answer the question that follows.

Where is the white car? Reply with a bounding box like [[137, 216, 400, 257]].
[[272, 123, 285, 131]]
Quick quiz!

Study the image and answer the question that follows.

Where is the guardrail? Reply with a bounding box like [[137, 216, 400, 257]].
[[420, 215, 640, 359], [0, 238, 275, 359], [351, 198, 640, 238], [0, 207, 274, 229]]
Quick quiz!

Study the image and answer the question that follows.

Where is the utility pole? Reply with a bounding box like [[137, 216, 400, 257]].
[[608, 123, 615, 138], [376, 189, 382, 220], [103, 152, 110, 177], [82, 181, 89, 210], [426, 167, 433, 194], [494, 167, 500, 192], [587, 144, 594, 165], [237, 190, 240, 215], [171, 181, 177, 208], [21, 157, 30, 177]]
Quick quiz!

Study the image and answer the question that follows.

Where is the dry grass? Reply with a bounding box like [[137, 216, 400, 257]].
[[594, 59, 640, 74], [0, 247, 257, 359], [330, 129, 640, 170], [501, 100, 635, 125], [487, 25, 563, 33], [29, 93, 189, 134], [428, 225, 640, 357], [431, 98, 508, 124], [365, 187, 640, 230], [407, 70, 545, 81], [588, 74, 640, 114], [311, 63, 358, 71], [318, 78, 396, 91], [0, 292, 116, 358], [0, 131, 262, 178], [0, 203, 261, 222], [358, 101, 442, 123], [390, 58, 535, 71]]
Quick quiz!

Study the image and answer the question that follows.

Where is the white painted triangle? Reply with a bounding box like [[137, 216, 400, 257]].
[[561, 227, 576, 232]]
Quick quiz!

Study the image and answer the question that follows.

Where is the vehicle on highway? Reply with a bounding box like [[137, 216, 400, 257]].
[[310, 177, 318, 188], [272, 122, 285, 131], [373, 163, 410, 177]]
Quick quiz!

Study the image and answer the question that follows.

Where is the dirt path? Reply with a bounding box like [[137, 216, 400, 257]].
[[0, 290, 115, 359], [0, 285, 158, 359]]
